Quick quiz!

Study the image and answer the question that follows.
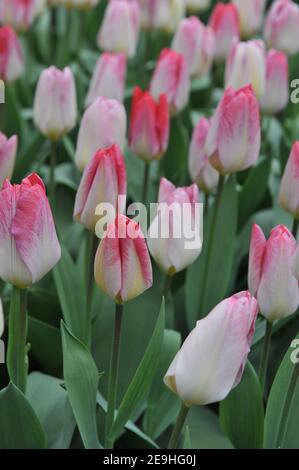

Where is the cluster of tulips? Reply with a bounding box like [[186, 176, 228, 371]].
[[1, 0, 299, 450]]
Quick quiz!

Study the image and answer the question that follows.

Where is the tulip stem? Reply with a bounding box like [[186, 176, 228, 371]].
[[162, 275, 172, 298], [105, 303, 124, 449], [142, 163, 150, 204], [167, 403, 189, 449], [292, 219, 298, 239], [49, 140, 57, 208], [85, 231, 97, 347], [7, 287, 28, 394], [259, 320, 273, 393], [276, 362, 299, 448]]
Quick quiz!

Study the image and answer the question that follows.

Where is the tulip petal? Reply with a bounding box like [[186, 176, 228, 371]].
[[248, 224, 266, 296]]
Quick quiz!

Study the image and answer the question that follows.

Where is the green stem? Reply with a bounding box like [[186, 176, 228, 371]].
[[292, 219, 298, 239], [49, 141, 57, 207], [142, 163, 150, 204], [204, 193, 210, 218], [167, 403, 189, 449], [259, 320, 273, 393], [276, 362, 299, 448], [7, 287, 28, 393], [85, 230, 97, 348], [162, 274, 172, 298], [105, 303, 124, 449]]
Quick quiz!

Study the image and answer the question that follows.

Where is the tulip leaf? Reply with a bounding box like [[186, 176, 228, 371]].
[[186, 406, 233, 449], [162, 117, 188, 186], [219, 361, 264, 449], [61, 322, 101, 449], [109, 298, 165, 441], [0, 382, 47, 449]]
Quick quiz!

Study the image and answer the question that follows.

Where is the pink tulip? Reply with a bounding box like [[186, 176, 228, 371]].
[[279, 142, 299, 219], [74, 144, 127, 233], [0, 26, 24, 83], [0, 173, 61, 288], [172, 16, 215, 77], [150, 48, 190, 115], [188, 118, 219, 194], [85, 52, 127, 107], [261, 49, 289, 115], [0, 132, 17, 188], [264, 0, 299, 56], [164, 291, 258, 406], [233, 0, 266, 38], [129, 87, 169, 162], [0, 0, 45, 31], [248, 224, 299, 321], [75, 96, 127, 172], [94, 214, 153, 303], [209, 3, 240, 62], [205, 85, 261, 175]]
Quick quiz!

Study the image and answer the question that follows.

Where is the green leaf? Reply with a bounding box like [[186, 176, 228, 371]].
[[186, 406, 233, 449], [0, 382, 47, 449], [220, 361, 264, 449], [162, 117, 188, 185], [61, 322, 101, 449]]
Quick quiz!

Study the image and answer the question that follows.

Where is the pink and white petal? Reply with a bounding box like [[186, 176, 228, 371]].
[[248, 224, 266, 296]]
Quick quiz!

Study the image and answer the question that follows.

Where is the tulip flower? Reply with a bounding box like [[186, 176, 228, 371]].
[[33, 66, 77, 141], [138, 0, 185, 33], [150, 49, 190, 115], [0, 132, 17, 188], [50, 0, 99, 7], [148, 178, 201, 275], [0, 0, 46, 31], [0, 26, 24, 83], [85, 52, 127, 107], [186, 0, 210, 13], [292, 244, 299, 281], [261, 49, 289, 115], [171, 17, 215, 78], [74, 144, 127, 233], [164, 291, 258, 406], [279, 142, 299, 219], [205, 85, 261, 175], [264, 0, 299, 56], [225, 40, 266, 101], [0, 173, 61, 288], [94, 214, 153, 303], [129, 87, 169, 162], [188, 118, 219, 194], [97, 0, 140, 58], [209, 3, 240, 62], [233, 0, 266, 39], [75, 96, 127, 172], [248, 224, 299, 321]]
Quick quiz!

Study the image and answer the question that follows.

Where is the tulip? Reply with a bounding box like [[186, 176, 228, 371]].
[[248, 224, 299, 321], [148, 178, 201, 275], [137, 0, 185, 33], [0, 26, 24, 83], [292, 244, 299, 281], [49, 0, 99, 7], [209, 3, 240, 62], [75, 96, 127, 172], [0, 132, 17, 188], [0, 298, 3, 339], [97, 0, 140, 58], [94, 214, 153, 303], [225, 40, 266, 101], [261, 49, 289, 115], [205, 85, 261, 175], [279, 142, 299, 219], [188, 118, 219, 194], [264, 0, 299, 56], [164, 291, 258, 406], [85, 52, 127, 107], [129, 87, 169, 162], [233, 0, 266, 38], [186, 0, 211, 13], [0, 173, 61, 288], [150, 49, 190, 115], [33, 66, 77, 141], [0, 0, 46, 31], [171, 17, 215, 78], [74, 144, 127, 233]]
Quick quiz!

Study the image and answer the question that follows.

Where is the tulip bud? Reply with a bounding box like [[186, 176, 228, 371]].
[[164, 291, 258, 406], [85, 53, 127, 107], [171, 17, 215, 78], [150, 48, 190, 115], [97, 0, 140, 58], [205, 85, 261, 175], [264, 0, 299, 56], [94, 214, 153, 303], [138, 0, 185, 34], [292, 244, 299, 281], [0, 132, 17, 188], [248, 224, 299, 321], [186, 0, 211, 13], [74, 144, 127, 233], [148, 178, 201, 275], [0, 0, 46, 31], [75, 96, 127, 172], [188, 118, 219, 194], [260, 49, 289, 115], [33, 66, 77, 141], [225, 40, 266, 101], [209, 3, 240, 62], [0, 26, 24, 83], [233, 0, 266, 38], [0, 173, 61, 288], [129, 87, 169, 162], [0, 298, 3, 338], [279, 142, 299, 219]]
